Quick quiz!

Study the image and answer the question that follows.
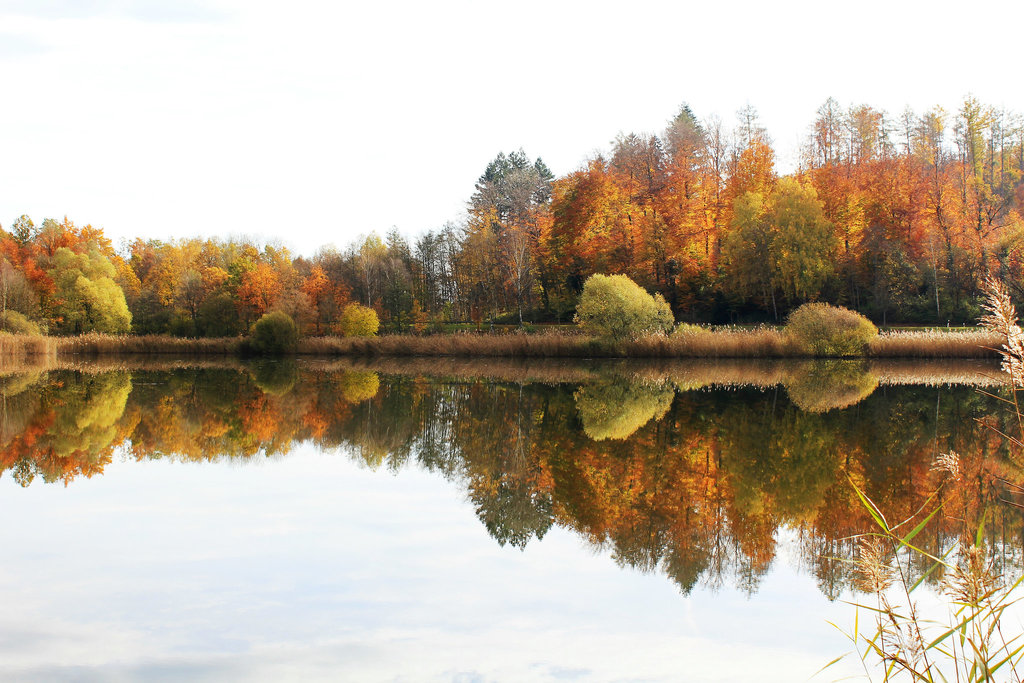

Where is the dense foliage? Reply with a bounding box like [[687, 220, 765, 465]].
[[3, 96, 1024, 335]]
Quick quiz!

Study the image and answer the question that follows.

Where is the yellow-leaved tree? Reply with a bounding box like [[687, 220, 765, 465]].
[[47, 247, 131, 334]]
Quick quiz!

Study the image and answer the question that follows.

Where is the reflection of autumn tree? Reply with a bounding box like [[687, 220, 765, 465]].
[[0, 372, 44, 447], [126, 367, 380, 461], [340, 377, 557, 548], [0, 371, 133, 485]]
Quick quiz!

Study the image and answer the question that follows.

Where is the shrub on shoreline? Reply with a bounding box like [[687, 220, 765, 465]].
[[247, 311, 299, 355], [574, 274, 673, 340], [0, 311, 43, 336], [785, 303, 877, 356]]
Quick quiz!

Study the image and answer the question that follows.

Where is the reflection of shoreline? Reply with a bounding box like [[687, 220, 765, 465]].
[[0, 356, 1004, 387], [308, 356, 1006, 390]]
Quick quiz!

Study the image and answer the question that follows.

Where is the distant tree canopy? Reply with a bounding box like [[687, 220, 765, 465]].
[[3, 95, 1024, 335]]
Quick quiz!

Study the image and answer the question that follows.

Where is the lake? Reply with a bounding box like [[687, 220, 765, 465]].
[[0, 358, 1020, 681]]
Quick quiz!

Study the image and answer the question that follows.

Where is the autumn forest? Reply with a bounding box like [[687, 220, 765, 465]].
[[3, 96, 1024, 339]]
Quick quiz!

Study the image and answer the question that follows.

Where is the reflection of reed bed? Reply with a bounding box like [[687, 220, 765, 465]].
[[0, 334, 57, 370], [307, 356, 612, 384], [869, 329, 1000, 357], [0, 357, 248, 376], [869, 358, 1005, 386], [0, 354, 60, 375], [0, 355, 1006, 395], [315, 356, 1004, 391]]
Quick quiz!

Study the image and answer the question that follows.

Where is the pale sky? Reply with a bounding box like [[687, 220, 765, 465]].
[[2, 0, 1022, 256]]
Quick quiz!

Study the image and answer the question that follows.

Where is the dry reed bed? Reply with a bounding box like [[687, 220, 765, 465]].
[[0, 334, 57, 374], [298, 328, 799, 358], [868, 329, 1002, 357], [0, 328, 1006, 362], [303, 328, 1003, 359], [56, 333, 242, 356]]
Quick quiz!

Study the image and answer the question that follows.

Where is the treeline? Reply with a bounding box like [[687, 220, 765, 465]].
[[3, 95, 1024, 335]]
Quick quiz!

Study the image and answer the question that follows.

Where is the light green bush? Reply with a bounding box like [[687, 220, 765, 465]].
[[337, 304, 380, 337], [249, 311, 299, 355], [574, 274, 673, 340], [0, 310, 42, 335], [785, 302, 877, 356]]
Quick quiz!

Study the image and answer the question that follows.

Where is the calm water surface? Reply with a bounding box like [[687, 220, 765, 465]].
[[0, 359, 1021, 681]]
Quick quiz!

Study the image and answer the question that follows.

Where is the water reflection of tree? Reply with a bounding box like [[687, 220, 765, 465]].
[[1, 367, 1022, 600], [0, 371, 134, 485]]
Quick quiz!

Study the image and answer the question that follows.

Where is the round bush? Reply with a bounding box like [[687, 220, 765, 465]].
[[249, 311, 299, 355], [574, 274, 673, 340], [0, 310, 42, 335], [337, 304, 379, 337], [785, 303, 877, 356]]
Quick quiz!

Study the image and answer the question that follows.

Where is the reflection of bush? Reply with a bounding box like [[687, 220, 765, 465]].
[[784, 361, 878, 413], [574, 380, 674, 440], [0, 371, 43, 398], [250, 360, 299, 396], [338, 371, 380, 403]]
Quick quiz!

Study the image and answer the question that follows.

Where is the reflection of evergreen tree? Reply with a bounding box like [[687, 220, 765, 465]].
[[472, 478, 553, 549]]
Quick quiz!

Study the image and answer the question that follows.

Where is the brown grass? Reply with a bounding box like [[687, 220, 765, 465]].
[[302, 327, 1002, 359], [297, 327, 799, 358], [55, 333, 242, 357], [868, 329, 1001, 358], [0, 328, 1005, 361]]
